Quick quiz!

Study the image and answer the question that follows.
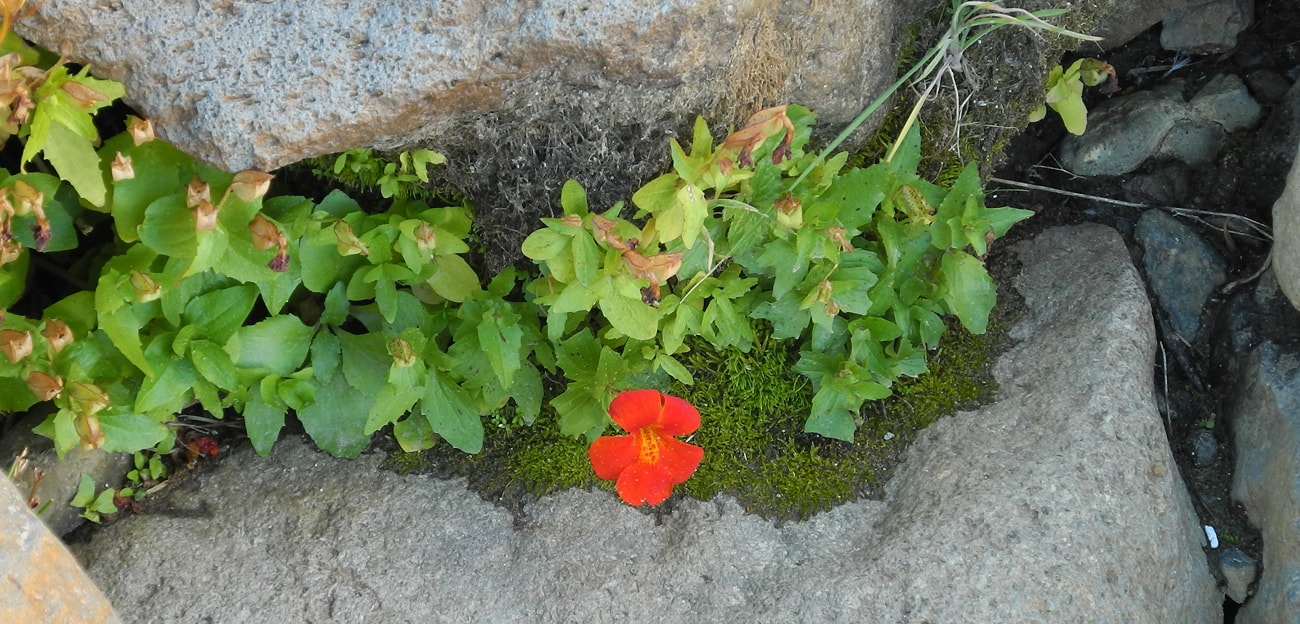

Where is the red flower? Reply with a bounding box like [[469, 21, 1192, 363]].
[[588, 390, 704, 506]]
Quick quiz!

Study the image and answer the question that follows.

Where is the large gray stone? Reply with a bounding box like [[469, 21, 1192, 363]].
[[1135, 209, 1227, 342], [1274, 139, 1300, 311], [0, 475, 122, 623], [68, 224, 1218, 623], [18, 0, 927, 173], [1222, 271, 1300, 624]]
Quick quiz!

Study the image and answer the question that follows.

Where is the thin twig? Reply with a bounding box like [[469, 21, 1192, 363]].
[[987, 176, 1273, 241]]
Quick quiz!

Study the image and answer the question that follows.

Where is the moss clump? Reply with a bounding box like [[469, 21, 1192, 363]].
[[381, 311, 1006, 524]]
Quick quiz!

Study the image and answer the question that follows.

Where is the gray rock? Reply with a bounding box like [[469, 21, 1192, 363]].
[[1059, 86, 1199, 176], [1243, 70, 1292, 104], [0, 474, 122, 623], [1061, 75, 1261, 177], [1190, 74, 1262, 132], [1135, 209, 1227, 342], [0, 412, 132, 537], [1221, 271, 1300, 624], [1274, 139, 1300, 311], [17, 0, 929, 173], [1092, 0, 1189, 50], [1190, 429, 1218, 467], [1160, 0, 1253, 54], [68, 224, 1219, 623], [1218, 547, 1257, 604]]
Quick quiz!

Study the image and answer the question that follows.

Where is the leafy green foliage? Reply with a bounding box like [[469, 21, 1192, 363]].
[[0, 16, 1031, 468], [69, 474, 118, 523], [1028, 58, 1117, 135], [523, 107, 1030, 440]]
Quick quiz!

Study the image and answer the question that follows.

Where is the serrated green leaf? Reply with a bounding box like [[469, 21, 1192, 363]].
[[365, 384, 422, 434], [44, 121, 107, 206], [336, 330, 389, 395], [940, 251, 996, 334], [422, 370, 483, 453]]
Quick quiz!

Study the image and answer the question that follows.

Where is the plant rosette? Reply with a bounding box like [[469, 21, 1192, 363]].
[[588, 389, 704, 506]]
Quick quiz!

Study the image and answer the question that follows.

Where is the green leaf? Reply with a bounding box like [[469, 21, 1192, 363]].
[[244, 395, 286, 456], [225, 316, 313, 375], [336, 330, 390, 395], [560, 179, 589, 215], [393, 409, 435, 452], [474, 301, 524, 388], [99, 412, 169, 453], [940, 251, 996, 334], [631, 173, 680, 215], [44, 121, 107, 206], [189, 340, 239, 390], [297, 377, 373, 458], [427, 254, 480, 302], [570, 232, 601, 286], [134, 354, 198, 415], [70, 474, 97, 508], [521, 228, 569, 261], [0, 246, 28, 308], [599, 292, 659, 341], [422, 371, 483, 453], [183, 284, 258, 344], [366, 384, 423, 434], [676, 183, 708, 248], [139, 193, 198, 258]]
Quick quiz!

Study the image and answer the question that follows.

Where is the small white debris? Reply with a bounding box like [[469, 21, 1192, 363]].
[[1204, 525, 1219, 549], [883, 432, 895, 441]]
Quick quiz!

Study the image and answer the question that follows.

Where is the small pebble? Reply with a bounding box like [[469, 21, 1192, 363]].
[[1190, 430, 1218, 466], [1204, 525, 1219, 549]]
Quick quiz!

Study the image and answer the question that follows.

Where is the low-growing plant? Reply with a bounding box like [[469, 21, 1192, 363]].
[[69, 473, 117, 522], [1027, 57, 1117, 135], [0, 0, 1091, 500]]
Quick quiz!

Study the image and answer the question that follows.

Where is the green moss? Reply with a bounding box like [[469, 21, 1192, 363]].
[[381, 313, 1007, 522]]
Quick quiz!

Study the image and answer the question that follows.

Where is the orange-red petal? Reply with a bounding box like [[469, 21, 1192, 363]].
[[608, 390, 701, 435], [615, 462, 675, 506], [656, 436, 705, 484], [588, 435, 636, 480]]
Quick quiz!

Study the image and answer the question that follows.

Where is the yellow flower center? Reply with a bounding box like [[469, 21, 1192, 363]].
[[635, 426, 662, 465]]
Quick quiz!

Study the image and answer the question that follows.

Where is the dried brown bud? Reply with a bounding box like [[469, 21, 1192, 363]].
[[126, 116, 155, 145], [26, 371, 63, 401], [41, 319, 73, 353], [774, 193, 803, 230], [230, 170, 273, 202], [60, 81, 111, 110], [0, 239, 22, 266], [185, 175, 211, 209], [268, 250, 290, 272], [192, 200, 218, 232], [248, 214, 284, 251], [1, 328, 32, 363], [387, 337, 417, 368], [110, 151, 134, 181]]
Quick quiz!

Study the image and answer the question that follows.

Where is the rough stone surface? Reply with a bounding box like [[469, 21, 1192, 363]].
[[0, 476, 122, 624], [1134, 209, 1227, 342], [68, 224, 1218, 623], [1222, 270, 1300, 624], [1274, 139, 1300, 311], [0, 412, 132, 537], [1160, 0, 1253, 54], [18, 0, 925, 173], [1218, 547, 1258, 604], [1061, 76, 1261, 177]]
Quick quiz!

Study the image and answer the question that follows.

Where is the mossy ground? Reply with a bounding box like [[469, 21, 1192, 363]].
[[380, 314, 1009, 524]]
